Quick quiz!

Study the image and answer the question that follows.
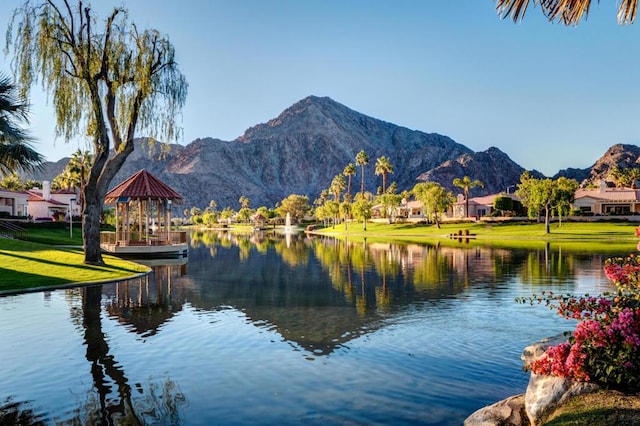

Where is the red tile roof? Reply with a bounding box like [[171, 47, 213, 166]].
[[105, 170, 184, 204]]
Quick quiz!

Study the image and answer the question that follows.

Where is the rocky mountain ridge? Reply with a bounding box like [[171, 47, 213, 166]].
[[23, 96, 640, 210]]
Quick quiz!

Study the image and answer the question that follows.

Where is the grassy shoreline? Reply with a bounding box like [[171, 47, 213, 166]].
[[0, 238, 149, 294]]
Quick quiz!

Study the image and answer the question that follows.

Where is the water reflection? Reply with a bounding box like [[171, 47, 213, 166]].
[[185, 232, 615, 356], [0, 232, 626, 425]]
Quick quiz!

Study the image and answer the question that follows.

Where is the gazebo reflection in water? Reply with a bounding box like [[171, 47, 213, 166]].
[[100, 169, 188, 257]]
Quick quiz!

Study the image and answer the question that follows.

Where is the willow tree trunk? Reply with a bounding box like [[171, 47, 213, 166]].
[[82, 185, 108, 265]]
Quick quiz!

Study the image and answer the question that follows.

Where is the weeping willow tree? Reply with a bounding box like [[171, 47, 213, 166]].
[[5, 0, 188, 264]]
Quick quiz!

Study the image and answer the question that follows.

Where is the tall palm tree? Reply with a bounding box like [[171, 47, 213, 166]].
[[453, 176, 484, 218], [343, 163, 357, 202], [0, 73, 43, 174], [495, 0, 637, 25], [355, 150, 369, 197], [375, 156, 394, 193]]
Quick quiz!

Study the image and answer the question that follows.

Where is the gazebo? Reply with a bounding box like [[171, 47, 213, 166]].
[[100, 170, 188, 256]]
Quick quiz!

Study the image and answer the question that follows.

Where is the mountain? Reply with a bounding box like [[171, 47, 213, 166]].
[[555, 144, 640, 186], [29, 95, 624, 210], [415, 147, 542, 197], [32, 96, 478, 209]]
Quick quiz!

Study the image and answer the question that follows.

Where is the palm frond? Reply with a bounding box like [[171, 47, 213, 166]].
[[618, 0, 638, 24]]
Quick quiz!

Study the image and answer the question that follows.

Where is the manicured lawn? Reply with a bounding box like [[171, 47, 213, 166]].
[[317, 220, 639, 240], [0, 238, 149, 293], [25, 225, 83, 245]]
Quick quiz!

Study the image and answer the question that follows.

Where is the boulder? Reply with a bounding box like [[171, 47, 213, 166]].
[[521, 334, 600, 425], [464, 394, 528, 426]]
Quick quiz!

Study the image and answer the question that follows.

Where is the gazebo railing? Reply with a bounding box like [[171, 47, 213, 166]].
[[100, 230, 187, 247]]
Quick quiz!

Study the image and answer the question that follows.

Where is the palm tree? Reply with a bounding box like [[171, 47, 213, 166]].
[[495, 0, 637, 25], [343, 163, 357, 202], [330, 174, 346, 202], [374, 156, 394, 193], [355, 150, 369, 197], [453, 176, 484, 218], [0, 73, 43, 174]]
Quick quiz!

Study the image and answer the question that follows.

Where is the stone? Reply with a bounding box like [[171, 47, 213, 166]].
[[464, 394, 529, 426], [521, 334, 600, 425]]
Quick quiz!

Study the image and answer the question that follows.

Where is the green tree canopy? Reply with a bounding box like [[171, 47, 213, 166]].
[[374, 156, 394, 194], [515, 172, 578, 233], [6, 1, 188, 264], [276, 194, 310, 223], [413, 182, 454, 228]]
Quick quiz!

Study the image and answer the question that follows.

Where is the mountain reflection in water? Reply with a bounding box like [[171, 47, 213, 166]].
[[0, 231, 623, 425]]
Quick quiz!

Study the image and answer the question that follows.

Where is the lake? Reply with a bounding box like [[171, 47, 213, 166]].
[[0, 231, 628, 425]]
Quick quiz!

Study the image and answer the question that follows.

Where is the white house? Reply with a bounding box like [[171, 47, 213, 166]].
[[452, 193, 520, 218], [26, 181, 80, 221]]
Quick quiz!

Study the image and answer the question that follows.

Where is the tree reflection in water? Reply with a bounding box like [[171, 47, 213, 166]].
[[72, 262, 188, 425]]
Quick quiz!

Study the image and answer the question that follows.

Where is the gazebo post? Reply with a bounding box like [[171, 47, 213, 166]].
[[115, 202, 120, 245]]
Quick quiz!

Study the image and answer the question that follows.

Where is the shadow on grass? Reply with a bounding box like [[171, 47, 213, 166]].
[[0, 267, 69, 290], [0, 251, 141, 274]]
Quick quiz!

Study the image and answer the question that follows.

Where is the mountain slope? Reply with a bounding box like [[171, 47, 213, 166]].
[[416, 147, 535, 197]]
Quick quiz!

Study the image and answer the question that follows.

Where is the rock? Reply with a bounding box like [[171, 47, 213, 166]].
[[464, 394, 529, 426], [521, 334, 600, 425]]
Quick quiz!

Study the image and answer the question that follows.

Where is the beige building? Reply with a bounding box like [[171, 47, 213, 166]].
[[574, 182, 640, 215]]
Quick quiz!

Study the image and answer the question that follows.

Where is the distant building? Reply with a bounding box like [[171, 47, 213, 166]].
[[0, 189, 29, 217], [574, 181, 640, 215], [25, 181, 79, 220], [452, 193, 520, 218]]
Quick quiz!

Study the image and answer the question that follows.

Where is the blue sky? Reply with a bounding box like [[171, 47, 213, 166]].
[[2, 1, 640, 176]]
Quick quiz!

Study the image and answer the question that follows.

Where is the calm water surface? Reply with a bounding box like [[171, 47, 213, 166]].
[[0, 232, 627, 425]]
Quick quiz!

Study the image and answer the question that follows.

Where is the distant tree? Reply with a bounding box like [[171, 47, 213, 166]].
[[355, 150, 370, 197], [237, 207, 253, 223], [190, 207, 202, 217], [202, 211, 218, 227], [239, 196, 251, 209], [343, 163, 357, 202], [7, 1, 188, 264], [375, 156, 394, 194], [340, 201, 352, 231], [493, 196, 514, 216], [325, 200, 340, 228], [183, 209, 190, 219], [276, 194, 310, 223], [377, 192, 402, 224], [209, 199, 218, 211], [352, 192, 373, 231], [330, 174, 346, 202], [453, 176, 484, 218], [0, 172, 25, 190], [220, 207, 235, 222], [0, 73, 43, 174], [413, 182, 454, 228], [515, 172, 578, 233], [495, 0, 638, 25], [24, 179, 41, 189]]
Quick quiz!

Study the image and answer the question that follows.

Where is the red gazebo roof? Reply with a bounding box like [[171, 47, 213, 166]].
[[105, 169, 184, 204]]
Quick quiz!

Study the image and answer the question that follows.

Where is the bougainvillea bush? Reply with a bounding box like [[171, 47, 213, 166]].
[[519, 253, 640, 392]]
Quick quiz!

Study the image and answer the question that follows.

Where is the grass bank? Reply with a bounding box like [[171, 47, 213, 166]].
[[0, 238, 149, 293], [316, 221, 639, 241]]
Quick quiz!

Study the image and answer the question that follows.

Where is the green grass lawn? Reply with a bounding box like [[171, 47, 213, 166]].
[[25, 224, 84, 245], [313, 221, 640, 253], [0, 238, 149, 293], [317, 220, 639, 239]]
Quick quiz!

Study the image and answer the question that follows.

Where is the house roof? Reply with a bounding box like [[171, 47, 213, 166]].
[[105, 169, 184, 204], [454, 193, 520, 206], [25, 190, 69, 205], [575, 188, 640, 202]]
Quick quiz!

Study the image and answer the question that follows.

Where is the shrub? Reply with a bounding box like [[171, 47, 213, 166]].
[[519, 233, 640, 392]]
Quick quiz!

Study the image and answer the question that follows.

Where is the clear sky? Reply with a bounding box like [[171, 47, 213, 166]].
[[2, 1, 640, 176]]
